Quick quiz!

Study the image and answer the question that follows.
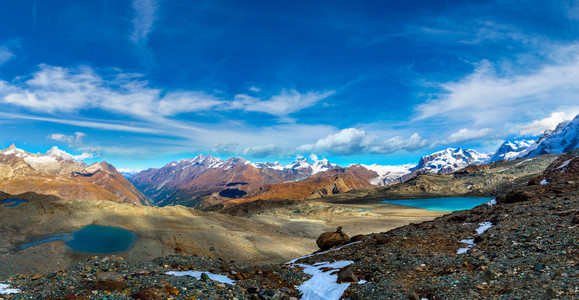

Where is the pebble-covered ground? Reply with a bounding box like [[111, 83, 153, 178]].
[[1, 151, 577, 299]]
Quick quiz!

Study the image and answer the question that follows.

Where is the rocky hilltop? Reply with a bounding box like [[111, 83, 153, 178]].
[[0, 145, 149, 205]]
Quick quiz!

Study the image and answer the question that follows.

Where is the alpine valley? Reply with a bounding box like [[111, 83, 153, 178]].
[[0, 114, 578, 299]]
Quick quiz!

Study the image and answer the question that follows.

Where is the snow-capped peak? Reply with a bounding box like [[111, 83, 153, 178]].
[[47, 146, 76, 161], [517, 114, 579, 158], [1, 143, 27, 157], [489, 140, 534, 162], [310, 158, 335, 175], [286, 155, 311, 170], [416, 147, 490, 174]]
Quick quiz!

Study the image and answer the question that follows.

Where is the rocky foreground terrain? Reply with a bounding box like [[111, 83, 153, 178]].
[[0, 151, 577, 298]]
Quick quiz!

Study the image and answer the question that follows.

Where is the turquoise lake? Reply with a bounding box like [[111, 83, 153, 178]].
[[19, 224, 137, 253], [380, 197, 495, 211], [0, 198, 29, 207]]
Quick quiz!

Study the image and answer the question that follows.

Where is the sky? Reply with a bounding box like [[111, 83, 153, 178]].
[[1, 0, 579, 170]]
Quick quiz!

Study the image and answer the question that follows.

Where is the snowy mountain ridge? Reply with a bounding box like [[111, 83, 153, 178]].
[[414, 147, 490, 174], [489, 140, 534, 163], [517, 114, 579, 158]]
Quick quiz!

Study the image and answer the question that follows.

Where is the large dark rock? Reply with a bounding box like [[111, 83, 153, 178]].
[[316, 227, 349, 250], [96, 272, 125, 290], [336, 269, 358, 283]]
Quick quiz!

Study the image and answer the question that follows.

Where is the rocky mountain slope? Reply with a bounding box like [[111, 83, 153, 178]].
[[221, 168, 374, 206], [0, 145, 149, 205], [130, 155, 339, 207]]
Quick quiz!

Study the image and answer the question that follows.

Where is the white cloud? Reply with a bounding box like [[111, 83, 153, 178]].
[[518, 110, 579, 136], [308, 153, 319, 161], [442, 128, 494, 144], [230, 89, 335, 117], [369, 133, 428, 153], [0, 65, 330, 121], [130, 0, 158, 45], [47, 132, 98, 160], [414, 45, 579, 128], [211, 143, 239, 154], [243, 144, 282, 157], [0, 46, 14, 65], [73, 152, 96, 161], [297, 128, 373, 155], [47, 132, 86, 146], [297, 128, 427, 155]]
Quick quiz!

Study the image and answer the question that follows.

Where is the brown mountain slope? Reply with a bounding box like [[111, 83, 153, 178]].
[[222, 168, 373, 206], [0, 146, 149, 205], [131, 156, 318, 207]]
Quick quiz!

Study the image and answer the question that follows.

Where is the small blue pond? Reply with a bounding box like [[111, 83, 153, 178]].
[[381, 197, 495, 211], [0, 198, 29, 207], [19, 224, 137, 253]]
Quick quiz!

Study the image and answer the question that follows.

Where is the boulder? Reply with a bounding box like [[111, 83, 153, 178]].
[[96, 272, 125, 291], [316, 227, 349, 250], [349, 234, 367, 243], [336, 269, 358, 283]]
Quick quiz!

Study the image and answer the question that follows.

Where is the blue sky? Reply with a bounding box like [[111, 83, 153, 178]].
[[1, 0, 578, 169]]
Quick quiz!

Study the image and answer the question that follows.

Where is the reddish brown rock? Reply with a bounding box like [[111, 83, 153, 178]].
[[336, 269, 358, 283], [316, 227, 349, 250]]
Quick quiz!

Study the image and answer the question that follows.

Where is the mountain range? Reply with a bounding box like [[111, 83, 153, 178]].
[[1, 114, 577, 208], [127, 114, 578, 207]]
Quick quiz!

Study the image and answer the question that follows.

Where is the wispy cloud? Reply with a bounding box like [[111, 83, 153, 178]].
[[441, 128, 494, 144], [0, 46, 14, 65], [0, 112, 162, 134], [518, 110, 579, 136], [130, 0, 158, 46], [47, 131, 86, 146], [243, 144, 282, 157], [296, 128, 427, 155], [414, 44, 579, 129], [0, 65, 331, 121], [230, 89, 336, 117]]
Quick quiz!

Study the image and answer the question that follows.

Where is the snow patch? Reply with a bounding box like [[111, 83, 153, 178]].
[[540, 178, 549, 185], [476, 221, 493, 235], [165, 270, 236, 285], [0, 283, 21, 294], [486, 199, 497, 206], [294, 261, 354, 300], [457, 239, 474, 254], [359, 163, 415, 186], [556, 159, 573, 170]]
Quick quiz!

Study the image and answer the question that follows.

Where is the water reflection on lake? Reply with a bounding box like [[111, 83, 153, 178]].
[[0, 199, 29, 207], [381, 197, 495, 211], [18, 224, 137, 253]]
